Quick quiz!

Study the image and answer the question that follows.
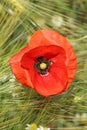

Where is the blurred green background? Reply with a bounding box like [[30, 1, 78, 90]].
[[0, 0, 87, 130]]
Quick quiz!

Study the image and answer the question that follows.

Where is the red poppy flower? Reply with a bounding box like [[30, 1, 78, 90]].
[[10, 30, 77, 97]]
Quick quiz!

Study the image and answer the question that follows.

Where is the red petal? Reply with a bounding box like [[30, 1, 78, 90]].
[[28, 62, 67, 97], [9, 46, 33, 88], [29, 30, 70, 49]]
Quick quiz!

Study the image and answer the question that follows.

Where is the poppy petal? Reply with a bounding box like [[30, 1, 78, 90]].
[[27, 63, 67, 97], [10, 46, 33, 88]]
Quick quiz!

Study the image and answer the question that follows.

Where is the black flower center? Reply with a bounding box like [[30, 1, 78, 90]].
[[34, 56, 51, 75]]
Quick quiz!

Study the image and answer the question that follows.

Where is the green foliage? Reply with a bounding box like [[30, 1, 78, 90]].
[[0, 0, 87, 129]]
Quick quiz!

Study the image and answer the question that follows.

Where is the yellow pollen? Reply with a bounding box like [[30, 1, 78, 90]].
[[40, 62, 47, 70]]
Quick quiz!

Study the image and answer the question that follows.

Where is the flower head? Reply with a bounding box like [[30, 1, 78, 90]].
[[25, 124, 50, 130], [51, 16, 64, 27], [10, 30, 77, 97], [25, 123, 37, 130]]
